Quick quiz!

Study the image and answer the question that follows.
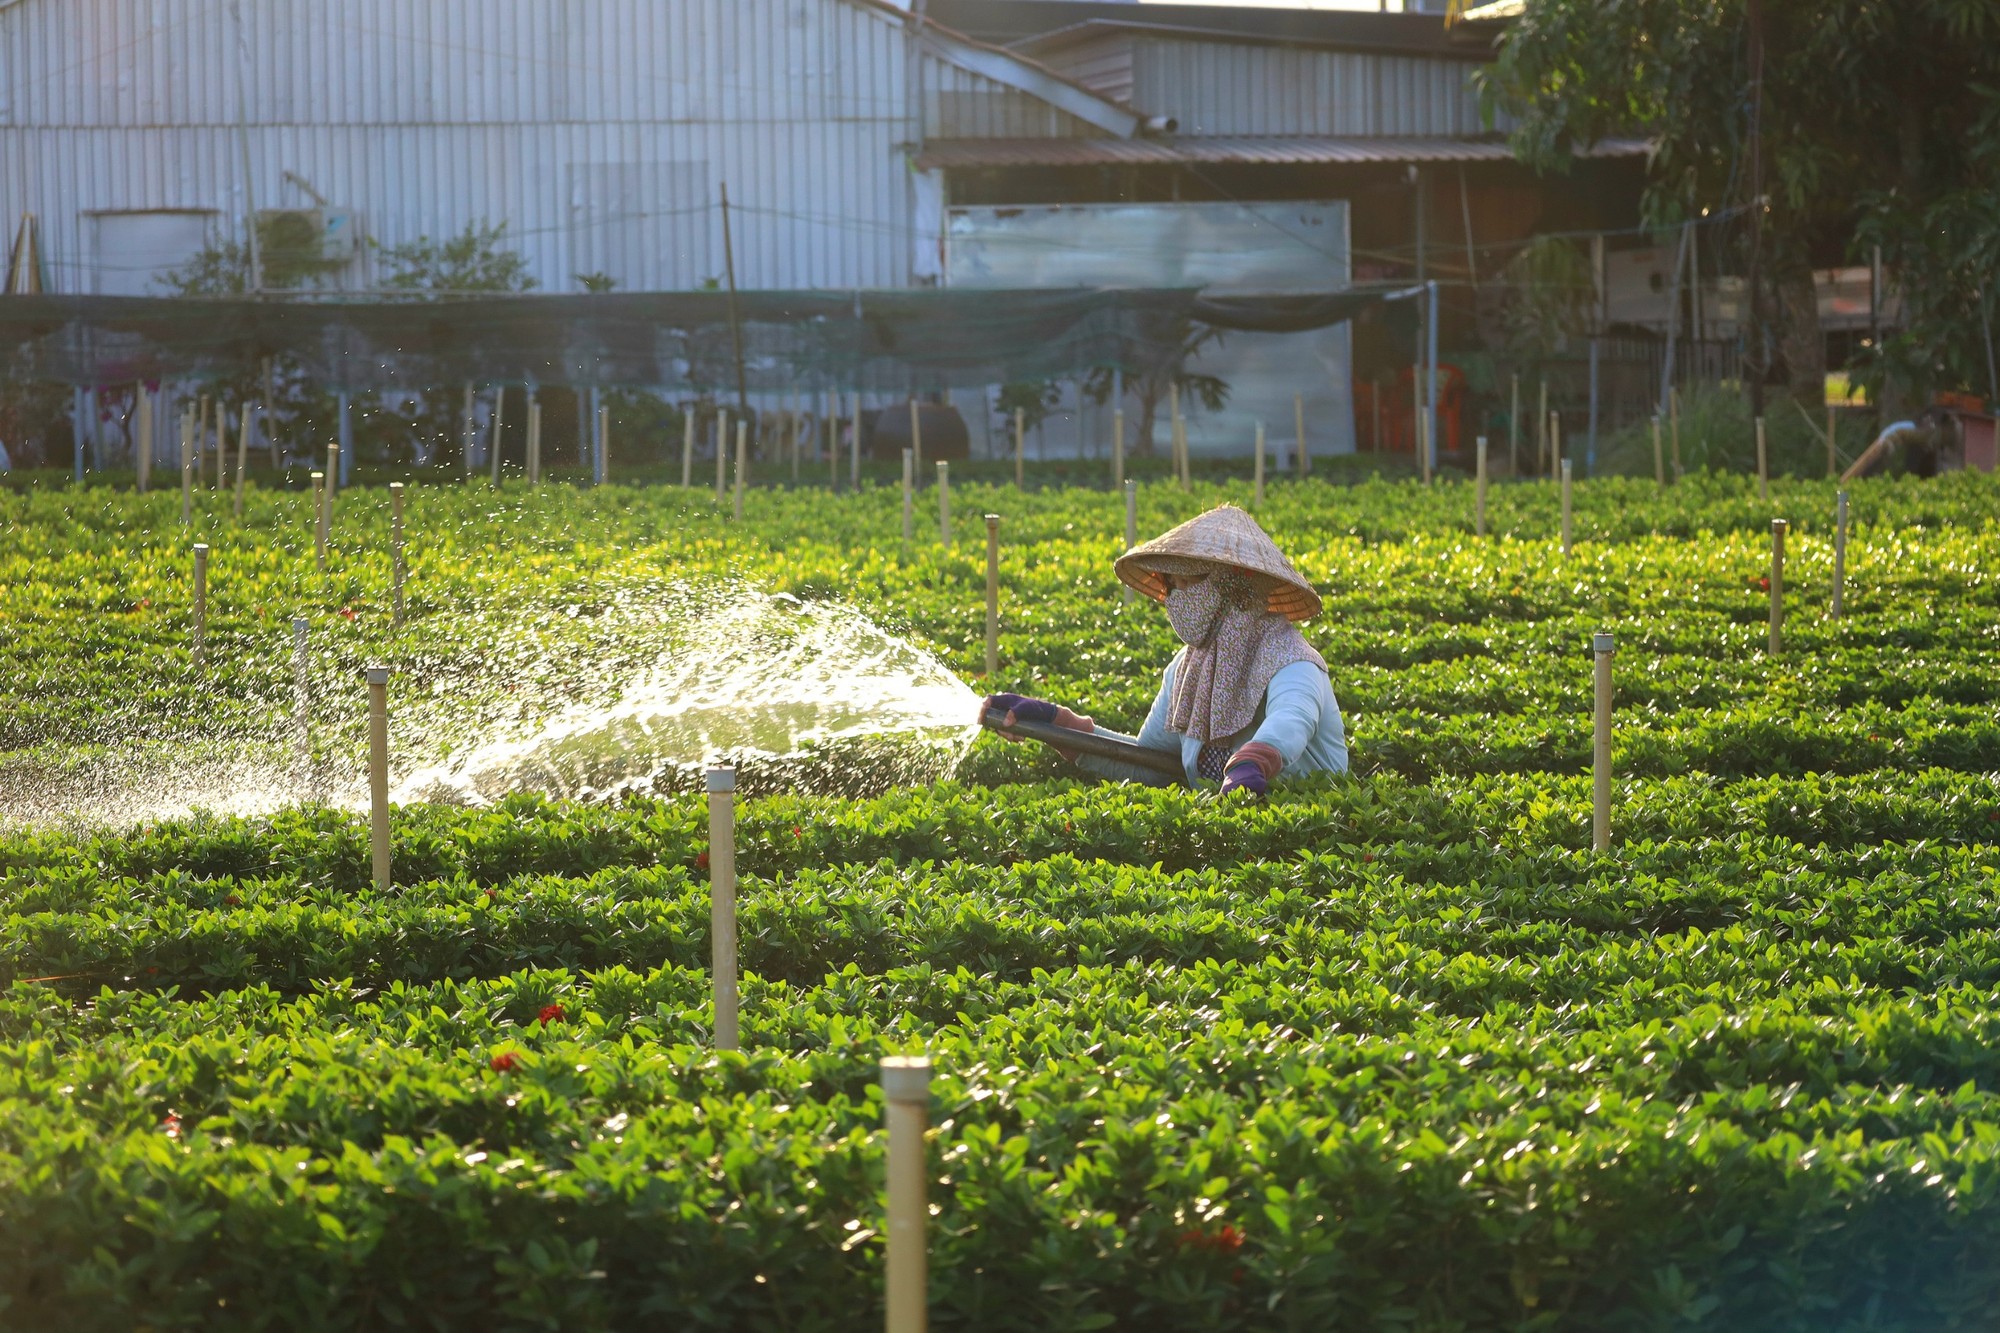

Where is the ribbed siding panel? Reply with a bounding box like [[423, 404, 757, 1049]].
[[0, 0, 941, 292], [1131, 38, 1506, 137]]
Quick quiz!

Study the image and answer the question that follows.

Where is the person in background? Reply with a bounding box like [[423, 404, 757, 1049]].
[[984, 504, 1347, 796]]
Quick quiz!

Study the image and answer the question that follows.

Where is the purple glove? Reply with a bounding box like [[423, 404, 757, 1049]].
[[1219, 760, 1269, 798], [983, 693, 1058, 727]]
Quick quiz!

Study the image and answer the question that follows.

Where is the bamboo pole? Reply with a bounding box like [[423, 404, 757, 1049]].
[[324, 443, 338, 534], [1013, 407, 1024, 489], [233, 402, 251, 518], [1560, 459, 1573, 557], [1475, 435, 1488, 537], [390, 482, 406, 629], [681, 409, 695, 488], [1169, 383, 1187, 492], [851, 396, 862, 490], [1418, 409, 1432, 485], [212, 396, 226, 490], [1755, 416, 1769, 501], [292, 617, 311, 799], [197, 395, 209, 490], [707, 766, 739, 1051], [264, 359, 279, 471], [191, 543, 209, 669], [1537, 378, 1548, 474], [716, 410, 729, 504], [1769, 519, 1787, 653], [1592, 632, 1614, 852], [1295, 391, 1308, 477], [366, 666, 391, 890], [597, 403, 611, 487], [937, 461, 951, 549], [1652, 416, 1665, 488], [827, 392, 839, 487], [489, 386, 506, 489], [901, 448, 913, 542], [1669, 387, 1682, 480], [461, 383, 475, 482], [733, 420, 747, 521], [909, 398, 923, 475], [1508, 373, 1520, 476], [1549, 411, 1561, 483], [312, 472, 328, 573], [180, 409, 194, 526], [790, 394, 801, 484], [1253, 420, 1265, 508], [526, 396, 542, 486], [881, 1056, 932, 1333], [1831, 490, 1848, 617], [1826, 403, 1837, 478], [136, 387, 153, 494], [1111, 406, 1125, 489], [984, 514, 1000, 677], [1123, 478, 1137, 603]]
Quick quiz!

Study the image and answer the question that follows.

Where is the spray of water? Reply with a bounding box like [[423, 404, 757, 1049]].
[[396, 586, 981, 805], [0, 583, 981, 829]]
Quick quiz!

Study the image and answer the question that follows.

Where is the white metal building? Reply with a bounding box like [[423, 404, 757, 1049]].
[[0, 0, 1137, 297]]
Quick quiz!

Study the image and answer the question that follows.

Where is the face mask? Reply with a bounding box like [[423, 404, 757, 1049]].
[[1165, 577, 1228, 647]]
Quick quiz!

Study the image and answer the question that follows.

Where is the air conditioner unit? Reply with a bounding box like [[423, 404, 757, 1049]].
[[255, 208, 361, 269]]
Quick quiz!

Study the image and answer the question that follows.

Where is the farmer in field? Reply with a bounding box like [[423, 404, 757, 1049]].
[[984, 504, 1347, 795]]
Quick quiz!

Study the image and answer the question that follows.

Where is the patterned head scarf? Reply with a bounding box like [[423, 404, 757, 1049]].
[[1150, 557, 1327, 742]]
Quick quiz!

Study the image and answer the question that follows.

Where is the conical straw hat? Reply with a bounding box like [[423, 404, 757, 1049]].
[[1115, 504, 1322, 621]]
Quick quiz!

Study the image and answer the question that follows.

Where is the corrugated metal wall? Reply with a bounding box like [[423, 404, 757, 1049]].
[[1031, 35, 1138, 108], [0, 0, 1097, 294], [1133, 38, 1503, 137]]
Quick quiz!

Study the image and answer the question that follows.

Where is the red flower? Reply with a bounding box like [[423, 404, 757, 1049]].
[[1362, 852, 1375, 863], [489, 1052, 520, 1072], [134, 598, 151, 611], [1756, 577, 1770, 590], [537, 1003, 565, 1025], [161, 1111, 182, 1139], [694, 851, 711, 872], [792, 826, 802, 837], [225, 894, 241, 907], [338, 606, 357, 620], [1177, 1225, 1245, 1255]]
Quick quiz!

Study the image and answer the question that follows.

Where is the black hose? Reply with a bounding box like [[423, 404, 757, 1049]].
[[979, 708, 1187, 782]]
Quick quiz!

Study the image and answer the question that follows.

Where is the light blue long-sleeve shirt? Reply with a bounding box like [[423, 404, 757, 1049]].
[[1076, 657, 1348, 787]]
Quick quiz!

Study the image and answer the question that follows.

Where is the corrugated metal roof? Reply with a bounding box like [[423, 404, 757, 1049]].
[[917, 135, 1651, 170]]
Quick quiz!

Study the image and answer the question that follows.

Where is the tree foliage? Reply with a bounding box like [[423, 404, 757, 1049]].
[[376, 221, 536, 299], [1479, 0, 2000, 404]]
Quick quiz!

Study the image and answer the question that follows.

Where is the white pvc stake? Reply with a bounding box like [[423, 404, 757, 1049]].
[[389, 482, 407, 629], [180, 410, 194, 526], [1253, 420, 1265, 508], [1475, 435, 1488, 537], [881, 1055, 932, 1333], [1593, 632, 1614, 852], [1832, 490, 1848, 618], [311, 470, 328, 573], [1013, 407, 1024, 489], [909, 399, 923, 474], [233, 401, 251, 518], [937, 460, 951, 549], [707, 765, 739, 1051], [734, 421, 748, 520], [681, 409, 695, 488], [366, 666, 391, 890], [1111, 407, 1125, 489], [716, 410, 729, 503], [292, 617, 311, 799], [1756, 416, 1769, 501], [191, 543, 209, 669], [1770, 518, 1787, 653], [984, 514, 1000, 676], [901, 447, 913, 542], [1560, 459, 1573, 557]]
